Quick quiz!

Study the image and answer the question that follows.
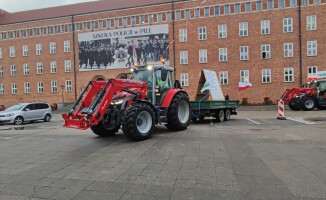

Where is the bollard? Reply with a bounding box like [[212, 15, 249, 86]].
[[277, 99, 286, 120]]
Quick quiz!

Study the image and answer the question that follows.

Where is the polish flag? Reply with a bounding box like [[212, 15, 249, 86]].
[[239, 82, 252, 91]]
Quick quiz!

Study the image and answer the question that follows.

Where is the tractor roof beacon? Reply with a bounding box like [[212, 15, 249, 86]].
[[62, 65, 191, 141]]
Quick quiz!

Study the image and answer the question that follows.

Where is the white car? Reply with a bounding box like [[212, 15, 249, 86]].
[[0, 103, 52, 125]]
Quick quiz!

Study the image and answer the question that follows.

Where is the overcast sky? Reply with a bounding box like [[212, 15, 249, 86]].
[[0, 0, 98, 13]]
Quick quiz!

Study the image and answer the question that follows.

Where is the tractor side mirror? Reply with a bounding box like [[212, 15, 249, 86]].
[[161, 69, 167, 81], [120, 73, 128, 79], [174, 80, 182, 89]]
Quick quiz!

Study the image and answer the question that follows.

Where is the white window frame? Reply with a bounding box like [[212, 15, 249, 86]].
[[106, 19, 111, 27], [0, 84, 4, 95], [24, 82, 30, 94], [279, 0, 285, 7], [179, 28, 187, 42], [262, 69, 271, 83], [157, 13, 163, 22], [50, 42, 56, 54], [261, 44, 271, 59], [283, 18, 293, 33], [123, 17, 128, 26], [0, 66, 3, 77], [204, 7, 210, 16], [219, 71, 228, 85], [284, 43, 294, 58], [10, 65, 16, 76], [239, 22, 248, 37], [0, 47, 2, 58], [219, 48, 228, 62], [64, 41, 70, 52], [23, 45, 29, 56], [65, 60, 71, 72], [51, 81, 58, 93], [180, 73, 189, 87], [10, 46, 15, 57], [240, 46, 249, 61], [50, 61, 57, 73], [198, 26, 207, 40], [114, 18, 120, 27], [23, 64, 29, 75], [195, 8, 200, 18], [175, 10, 181, 20], [199, 49, 207, 63], [240, 70, 250, 82], [308, 66, 317, 79], [98, 20, 103, 29], [218, 24, 227, 38], [139, 15, 145, 24], [37, 62, 43, 74], [180, 51, 188, 64], [307, 41, 317, 56], [284, 67, 294, 82], [185, 9, 190, 19], [261, 20, 270, 35], [66, 80, 72, 92], [307, 15, 317, 31], [11, 83, 17, 94], [38, 82, 44, 93], [245, 2, 252, 12], [36, 44, 42, 55]]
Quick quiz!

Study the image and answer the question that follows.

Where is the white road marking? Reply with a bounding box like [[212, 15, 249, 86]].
[[246, 118, 260, 125], [287, 117, 315, 125]]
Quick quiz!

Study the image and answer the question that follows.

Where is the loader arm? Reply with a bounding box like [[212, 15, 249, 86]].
[[62, 79, 147, 130]]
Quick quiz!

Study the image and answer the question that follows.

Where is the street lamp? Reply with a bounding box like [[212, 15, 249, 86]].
[[60, 85, 65, 104]]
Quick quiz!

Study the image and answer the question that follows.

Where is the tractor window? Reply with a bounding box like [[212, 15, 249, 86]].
[[319, 81, 326, 92], [155, 70, 172, 90]]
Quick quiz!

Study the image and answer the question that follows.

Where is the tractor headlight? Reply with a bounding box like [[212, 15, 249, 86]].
[[6, 113, 14, 117], [111, 100, 124, 105], [146, 65, 153, 71]]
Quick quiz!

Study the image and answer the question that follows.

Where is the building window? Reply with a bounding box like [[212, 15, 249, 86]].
[[106, 19, 111, 27], [179, 28, 187, 42], [240, 70, 250, 82], [199, 49, 207, 63], [13, 31, 17, 38], [245, 2, 252, 12], [284, 68, 294, 82], [38, 82, 44, 93], [23, 64, 29, 75], [114, 18, 120, 27], [98, 20, 103, 29], [130, 16, 136, 25], [302, 0, 309, 5], [40, 27, 44, 35], [290, 0, 297, 7], [23, 45, 29, 56], [64, 41, 70, 52], [195, 8, 200, 18], [219, 71, 228, 85], [180, 73, 189, 86], [261, 20, 270, 35], [75, 23, 80, 31], [214, 6, 220, 15], [10, 46, 15, 57], [47, 26, 52, 34], [235, 3, 241, 13], [219, 48, 228, 62], [65, 60, 71, 72], [267, 0, 274, 9], [50, 61, 57, 73], [218, 24, 227, 38], [0, 66, 3, 77], [185, 9, 190, 19], [11, 83, 17, 94], [51, 81, 58, 93], [225, 4, 230, 14], [284, 43, 294, 58], [61, 24, 65, 32], [36, 44, 42, 55], [308, 66, 317, 79], [175, 10, 181, 20], [239, 22, 248, 37], [166, 12, 172, 21], [283, 18, 293, 33], [204, 7, 210, 16], [314, 0, 320, 4], [10, 65, 16, 76], [6, 31, 11, 39], [33, 28, 37, 36], [26, 29, 31, 37], [262, 69, 271, 83], [140, 15, 145, 24], [37, 62, 43, 74], [66, 80, 72, 92], [307, 16, 317, 31], [240, 46, 249, 60], [24, 82, 30, 94], [91, 21, 95, 29], [123, 17, 128, 26], [157, 13, 163, 22], [50, 42, 56, 54], [0, 84, 4, 95], [307, 41, 317, 56], [261, 44, 271, 59], [19, 30, 24, 37], [0, 47, 2, 58], [256, 1, 262, 11], [68, 24, 73, 32], [0, 32, 4, 40], [83, 22, 88, 30], [54, 26, 58, 34], [279, 0, 285, 8], [198, 26, 207, 40], [180, 51, 188, 64]]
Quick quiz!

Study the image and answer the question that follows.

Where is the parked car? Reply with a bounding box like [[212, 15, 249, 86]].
[[0, 103, 52, 125]]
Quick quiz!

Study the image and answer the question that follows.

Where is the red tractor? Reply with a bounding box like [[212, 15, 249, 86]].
[[280, 79, 326, 111], [62, 65, 191, 141]]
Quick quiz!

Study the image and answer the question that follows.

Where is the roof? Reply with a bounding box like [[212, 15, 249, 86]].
[[0, 0, 186, 25]]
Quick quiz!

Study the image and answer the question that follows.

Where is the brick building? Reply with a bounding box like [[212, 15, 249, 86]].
[[0, 0, 325, 108]]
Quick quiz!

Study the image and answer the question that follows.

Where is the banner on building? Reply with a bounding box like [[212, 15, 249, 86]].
[[308, 71, 326, 81], [77, 24, 169, 71]]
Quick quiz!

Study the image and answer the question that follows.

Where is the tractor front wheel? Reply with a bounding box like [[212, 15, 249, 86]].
[[91, 121, 119, 137], [302, 97, 316, 111], [122, 103, 155, 141], [288, 99, 300, 111], [165, 92, 190, 131]]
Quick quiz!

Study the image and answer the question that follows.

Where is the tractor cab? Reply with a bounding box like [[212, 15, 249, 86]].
[[130, 65, 174, 105]]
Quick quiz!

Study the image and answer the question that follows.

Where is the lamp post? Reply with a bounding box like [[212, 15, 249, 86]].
[[60, 85, 65, 104]]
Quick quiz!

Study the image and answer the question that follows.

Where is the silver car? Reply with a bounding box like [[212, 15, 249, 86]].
[[0, 103, 52, 125]]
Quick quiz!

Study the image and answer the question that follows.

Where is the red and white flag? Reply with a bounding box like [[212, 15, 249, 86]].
[[238, 82, 252, 91]]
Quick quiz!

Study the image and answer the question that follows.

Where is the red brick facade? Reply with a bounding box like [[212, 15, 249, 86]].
[[0, 0, 325, 108]]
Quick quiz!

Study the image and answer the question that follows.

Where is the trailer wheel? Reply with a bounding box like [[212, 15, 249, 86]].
[[302, 97, 316, 111], [122, 103, 155, 141], [91, 121, 119, 137], [288, 99, 300, 111], [216, 110, 225, 122], [224, 109, 231, 121], [165, 92, 190, 131]]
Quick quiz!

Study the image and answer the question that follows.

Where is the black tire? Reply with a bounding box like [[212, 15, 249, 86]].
[[289, 99, 300, 111], [91, 121, 119, 137], [302, 97, 316, 111], [122, 103, 155, 141], [191, 117, 197, 122], [14, 116, 24, 125], [224, 109, 231, 121], [44, 114, 51, 122], [165, 92, 190, 131], [198, 116, 205, 121], [216, 110, 225, 122]]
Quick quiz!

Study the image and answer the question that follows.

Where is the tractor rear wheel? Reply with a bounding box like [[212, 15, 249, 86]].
[[122, 103, 155, 141], [302, 97, 316, 111], [288, 99, 300, 111], [91, 121, 119, 137], [165, 92, 190, 131]]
